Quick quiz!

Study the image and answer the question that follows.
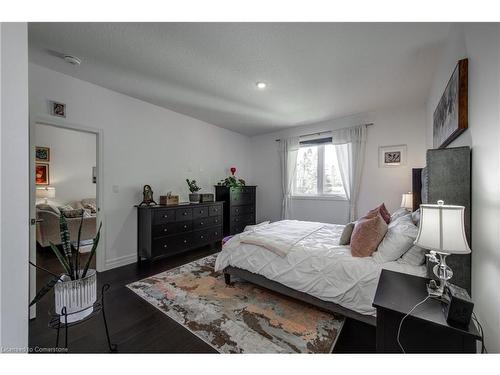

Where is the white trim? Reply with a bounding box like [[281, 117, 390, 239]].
[[30, 115, 106, 273], [105, 253, 137, 270], [291, 195, 347, 201]]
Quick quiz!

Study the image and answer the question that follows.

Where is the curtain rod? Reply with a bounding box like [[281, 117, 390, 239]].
[[274, 122, 374, 142]]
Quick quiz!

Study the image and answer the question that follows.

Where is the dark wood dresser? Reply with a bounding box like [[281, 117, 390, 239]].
[[136, 201, 223, 262], [215, 186, 256, 236]]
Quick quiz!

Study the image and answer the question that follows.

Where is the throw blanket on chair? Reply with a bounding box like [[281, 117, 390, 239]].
[[239, 220, 324, 257]]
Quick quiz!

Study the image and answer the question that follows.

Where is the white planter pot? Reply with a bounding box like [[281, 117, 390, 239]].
[[54, 269, 97, 323]]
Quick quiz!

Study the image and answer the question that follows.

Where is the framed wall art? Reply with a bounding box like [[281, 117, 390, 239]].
[[379, 145, 407, 168], [35, 163, 50, 185], [51, 101, 66, 118], [433, 58, 468, 148], [35, 146, 50, 162]]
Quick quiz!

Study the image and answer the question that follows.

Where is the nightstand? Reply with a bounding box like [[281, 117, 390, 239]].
[[372, 269, 481, 353]]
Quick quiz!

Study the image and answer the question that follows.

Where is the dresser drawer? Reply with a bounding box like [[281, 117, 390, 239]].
[[152, 222, 178, 238], [177, 221, 193, 232], [152, 236, 179, 257], [152, 233, 195, 257], [175, 207, 192, 221], [209, 226, 223, 242], [231, 193, 254, 205], [192, 206, 209, 219], [231, 214, 254, 225], [230, 187, 255, 194], [209, 204, 223, 216], [192, 217, 210, 230], [209, 215, 222, 227], [153, 209, 175, 224], [231, 205, 254, 216], [193, 226, 223, 245]]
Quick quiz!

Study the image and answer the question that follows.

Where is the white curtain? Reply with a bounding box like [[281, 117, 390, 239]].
[[279, 136, 300, 219], [331, 125, 367, 221]]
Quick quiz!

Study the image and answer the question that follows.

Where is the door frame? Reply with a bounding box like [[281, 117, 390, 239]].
[[29, 115, 105, 317]]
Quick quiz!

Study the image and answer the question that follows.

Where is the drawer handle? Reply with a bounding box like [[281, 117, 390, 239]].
[[183, 225, 188, 229], [200, 235, 204, 239], [183, 240, 187, 244], [235, 209, 239, 212], [163, 244, 168, 248], [163, 228, 168, 232], [214, 208, 218, 212], [200, 222, 204, 225], [214, 219, 218, 223], [163, 214, 168, 218], [200, 210, 204, 214], [215, 232, 218, 236], [183, 212, 188, 216]]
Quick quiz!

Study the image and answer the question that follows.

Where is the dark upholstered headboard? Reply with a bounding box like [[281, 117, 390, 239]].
[[411, 147, 472, 294]]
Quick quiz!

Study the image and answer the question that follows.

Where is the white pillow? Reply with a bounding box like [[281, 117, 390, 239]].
[[244, 221, 270, 232], [391, 207, 408, 221], [372, 214, 418, 263], [401, 244, 427, 266], [411, 209, 421, 226]]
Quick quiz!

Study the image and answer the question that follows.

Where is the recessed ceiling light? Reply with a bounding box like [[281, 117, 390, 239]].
[[256, 82, 267, 89], [63, 55, 82, 66]]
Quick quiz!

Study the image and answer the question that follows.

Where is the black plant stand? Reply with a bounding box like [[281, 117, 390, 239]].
[[48, 284, 117, 352]]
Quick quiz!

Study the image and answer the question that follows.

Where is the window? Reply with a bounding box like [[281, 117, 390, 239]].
[[293, 142, 346, 198]]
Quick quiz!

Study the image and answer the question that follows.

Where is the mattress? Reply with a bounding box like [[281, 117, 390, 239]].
[[215, 220, 426, 316]]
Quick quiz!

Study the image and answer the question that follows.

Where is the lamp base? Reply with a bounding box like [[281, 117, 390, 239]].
[[425, 251, 453, 299]]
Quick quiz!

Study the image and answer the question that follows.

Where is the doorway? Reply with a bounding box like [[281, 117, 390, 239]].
[[29, 119, 105, 320]]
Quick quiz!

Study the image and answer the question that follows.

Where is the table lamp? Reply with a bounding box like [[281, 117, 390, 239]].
[[36, 186, 56, 203], [414, 200, 470, 298], [401, 192, 413, 211]]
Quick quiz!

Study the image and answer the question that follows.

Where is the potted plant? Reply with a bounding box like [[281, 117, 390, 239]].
[[186, 179, 201, 203], [30, 212, 102, 323]]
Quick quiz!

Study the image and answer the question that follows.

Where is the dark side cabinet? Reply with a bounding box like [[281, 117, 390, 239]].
[[215, 186, 256, 236], [136, 201, 224, 262], [373, 270, 480, 353]]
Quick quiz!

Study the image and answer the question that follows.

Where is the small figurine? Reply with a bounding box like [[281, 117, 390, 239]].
[[139, 184, 157, 206]]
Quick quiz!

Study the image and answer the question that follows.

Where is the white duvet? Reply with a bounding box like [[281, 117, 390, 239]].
[[215, 220, 426, 316]]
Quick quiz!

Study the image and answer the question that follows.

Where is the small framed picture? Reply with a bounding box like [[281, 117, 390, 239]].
[[35, 146, 50, 162], [379, 145, 407, 167], [35, 163, 50, 185], [51, 101, 66, 118]]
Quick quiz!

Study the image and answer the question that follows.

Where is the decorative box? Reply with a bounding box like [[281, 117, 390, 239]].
[[160, 195, 179, 206], [200, 193, 214, 203]]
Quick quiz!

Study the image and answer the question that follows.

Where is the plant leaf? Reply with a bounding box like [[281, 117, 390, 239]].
[[75, 211, 85, 277], [81, 222, 102, 279], [59, 214, 74, 278], [49, 242, 72, 276], [29, 275, 61, 306]]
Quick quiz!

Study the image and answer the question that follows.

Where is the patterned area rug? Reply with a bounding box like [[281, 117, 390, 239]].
[[127, 255, 345, 353]]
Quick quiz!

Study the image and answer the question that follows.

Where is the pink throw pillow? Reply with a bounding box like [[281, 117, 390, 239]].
[[368, 203, 391, 224], [350, 212, 388, 257]]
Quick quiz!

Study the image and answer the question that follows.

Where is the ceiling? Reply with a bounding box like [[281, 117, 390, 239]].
[[28, 23, 450, 136]]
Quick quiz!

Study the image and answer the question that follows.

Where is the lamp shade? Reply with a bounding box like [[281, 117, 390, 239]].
[[36, 186, 55, 199], [414, 200, 470, 254], [401, 192, 413, 210]]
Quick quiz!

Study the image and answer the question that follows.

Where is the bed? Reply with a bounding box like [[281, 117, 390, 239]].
[[215, 220, 426, 326], [215, 146, 471, 326]]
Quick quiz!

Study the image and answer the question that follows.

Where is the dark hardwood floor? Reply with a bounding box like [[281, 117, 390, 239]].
[[29, 245, 375, 353]]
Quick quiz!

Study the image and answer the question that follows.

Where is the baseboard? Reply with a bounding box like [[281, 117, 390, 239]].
[[104, 253, 136, 270]]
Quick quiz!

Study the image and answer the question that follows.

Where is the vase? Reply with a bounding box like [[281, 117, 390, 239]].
[[54, 269, 97, 323], [189, 193, 200, 203]]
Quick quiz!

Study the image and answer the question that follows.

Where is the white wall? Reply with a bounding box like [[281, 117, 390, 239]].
[[0, 23, 29, 351], [29, 63, 253, 270], [251, 105, 427, 224], [425, 23, 500, 352], [35, 124, 96, 205]]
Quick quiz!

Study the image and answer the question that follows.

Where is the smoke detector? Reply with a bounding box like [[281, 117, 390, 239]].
[[63, 55, 82, 66]]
